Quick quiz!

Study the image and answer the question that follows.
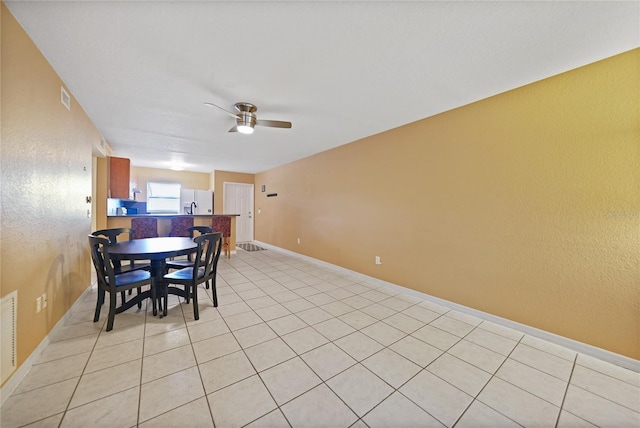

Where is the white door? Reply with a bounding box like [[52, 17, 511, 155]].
[[224, 183, 254, 242]]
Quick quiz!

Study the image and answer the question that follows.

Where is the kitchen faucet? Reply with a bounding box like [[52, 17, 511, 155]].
[[190, 201, 197, 215]]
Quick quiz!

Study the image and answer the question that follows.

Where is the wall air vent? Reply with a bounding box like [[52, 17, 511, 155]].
[[1, 290, 18, 384], [61, 86, 71, 110]]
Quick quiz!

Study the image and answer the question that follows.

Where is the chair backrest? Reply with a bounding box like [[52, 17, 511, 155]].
[[189, 225, 213, 237], [131, 218, 159, 239], [88, 234, 117, 292], [169, 217, 194, 237], [92, 228, 134, 270], [93, 227, 134, 242], [180, 226, 212, 262], [211, 216, 231, 237], [193, 232, 223, 282]]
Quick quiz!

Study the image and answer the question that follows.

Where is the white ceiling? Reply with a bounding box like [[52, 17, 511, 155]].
[[6, 1, 640, 174]]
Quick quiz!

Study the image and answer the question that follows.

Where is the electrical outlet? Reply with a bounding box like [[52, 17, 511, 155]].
[[36, 296, 42, 313], [43, 292, 48, 308], [297, 237, 301, 244], [375, 256, 382, 265]]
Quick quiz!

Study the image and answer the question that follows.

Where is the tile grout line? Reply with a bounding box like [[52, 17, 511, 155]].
[[237, 260, 329, 428], [449, 327, 526, 428], [239, 254, 522, 420], [223, 261, 384, 426], [219, 263, 290, 427], [254, 254, 471, 424], [56, 283, 109, 428], [554, 353, 578, 428], [393, 321, 482, 428], [182, 292, 219, 428], [136, 299, 150, 427]]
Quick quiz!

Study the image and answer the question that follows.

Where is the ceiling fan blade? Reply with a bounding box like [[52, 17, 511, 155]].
[[256, 119, 292, 129], [204, 102, 239, 119], [228, 126, 238, 133]]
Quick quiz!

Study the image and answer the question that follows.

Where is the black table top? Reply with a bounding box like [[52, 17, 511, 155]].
[[108, 237, 197, 260]]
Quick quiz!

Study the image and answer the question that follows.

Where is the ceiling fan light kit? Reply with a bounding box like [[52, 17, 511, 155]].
[[237, 125, 254, 134], [204, 101, 292, 135], [237, 112, 256, 134]]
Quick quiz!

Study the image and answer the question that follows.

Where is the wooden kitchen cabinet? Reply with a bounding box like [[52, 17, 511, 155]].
[[108, 156, 130, 199]]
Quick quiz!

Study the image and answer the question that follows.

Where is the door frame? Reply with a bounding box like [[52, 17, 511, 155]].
[[223, 182, 254, 242]]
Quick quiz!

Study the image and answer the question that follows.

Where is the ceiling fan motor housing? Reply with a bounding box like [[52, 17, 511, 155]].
[[235, 103, 257, 128], [234, 102, 257, 113], [237, 112, 257, 127], [204, 100, 292, 132]]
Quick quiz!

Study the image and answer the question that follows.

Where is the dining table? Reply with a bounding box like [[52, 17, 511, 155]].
[[107, 236, 197, 316]]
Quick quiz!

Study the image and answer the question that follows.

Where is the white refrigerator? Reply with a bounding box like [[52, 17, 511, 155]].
[[180, 189, 213, 215]]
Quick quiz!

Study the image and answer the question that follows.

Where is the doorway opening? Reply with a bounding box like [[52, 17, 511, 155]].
[[223, 182, 254, 243]]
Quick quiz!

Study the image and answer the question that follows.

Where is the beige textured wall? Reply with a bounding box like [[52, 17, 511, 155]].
[[255, 49, 640, 359], [1, 3, 100, 382]]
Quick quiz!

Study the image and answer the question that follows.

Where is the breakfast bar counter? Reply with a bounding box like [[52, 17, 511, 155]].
[[106, 214, 240, 252]]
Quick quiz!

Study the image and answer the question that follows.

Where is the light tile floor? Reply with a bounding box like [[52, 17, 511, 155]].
[[2, 248, 639, 427]]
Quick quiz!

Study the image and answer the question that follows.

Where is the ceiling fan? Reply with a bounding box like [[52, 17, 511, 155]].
[[204, 101, 292, 134]]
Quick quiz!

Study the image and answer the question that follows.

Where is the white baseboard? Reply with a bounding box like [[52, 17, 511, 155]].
[[254, 240, 639, 373], [0, 284, 95, 406]]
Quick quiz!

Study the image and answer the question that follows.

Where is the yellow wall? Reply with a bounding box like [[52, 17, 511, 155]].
[[1, 3, 100, 383], [255, 49, 640, 359], [213, 170, 255, 214]]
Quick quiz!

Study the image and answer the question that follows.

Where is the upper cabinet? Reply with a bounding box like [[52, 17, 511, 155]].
[[108, 156, 130, 199]]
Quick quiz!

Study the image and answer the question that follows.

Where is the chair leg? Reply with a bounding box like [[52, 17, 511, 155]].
[[162, 284, 168, 317], [211, 277, 218, 307], [151, 282, 158, 316], [192, 282, 199, 320], [106, 292, 117, 331], [94, 288, 105, 322], [184, 284, 190, 304], [137, 287, 142, 309]]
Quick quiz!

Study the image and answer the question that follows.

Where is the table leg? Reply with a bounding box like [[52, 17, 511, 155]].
[[149, 260, 165, 316], [149, 259, 170, 318]]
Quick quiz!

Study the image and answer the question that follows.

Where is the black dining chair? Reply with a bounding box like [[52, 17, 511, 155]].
[[89, 234, 153, 331], [166, 226, 213, 288], [162, 232, 222, 320], [93, 227, 151, 304], [92, 228, 151, 273]]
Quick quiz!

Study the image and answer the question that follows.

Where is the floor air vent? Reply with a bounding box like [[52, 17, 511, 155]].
[[1, 290, 18, 384]]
